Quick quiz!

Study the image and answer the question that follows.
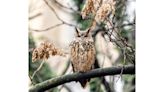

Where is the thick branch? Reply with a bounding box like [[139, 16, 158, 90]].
[[29, 65, 135, 92]]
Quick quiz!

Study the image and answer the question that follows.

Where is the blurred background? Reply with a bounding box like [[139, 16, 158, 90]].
[[29, 0, 135, 92]]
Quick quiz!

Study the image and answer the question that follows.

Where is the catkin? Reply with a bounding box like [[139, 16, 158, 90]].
[[32, 41, 66, 62]]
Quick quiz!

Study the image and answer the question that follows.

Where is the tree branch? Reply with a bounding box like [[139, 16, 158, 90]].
[[29, 65, 135, 92], [44, 0, 76, 27], [52, 0, 81, 15], [29, 12, 42, 20], [94, 58, 112, 92], [29, 23, 63, 32], [30, 0, 77, 32]]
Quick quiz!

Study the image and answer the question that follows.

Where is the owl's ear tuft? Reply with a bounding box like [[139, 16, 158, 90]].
[[75, 27, 80, 37], [85, 28, 91, 37]]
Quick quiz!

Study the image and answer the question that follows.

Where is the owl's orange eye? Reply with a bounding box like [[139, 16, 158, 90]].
[[84, 34, 88, 37]]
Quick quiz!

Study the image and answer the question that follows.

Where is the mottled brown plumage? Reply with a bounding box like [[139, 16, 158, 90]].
[[69, 27, 96, 88]]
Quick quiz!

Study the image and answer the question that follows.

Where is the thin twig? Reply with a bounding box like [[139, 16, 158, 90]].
[[29, 12, 42, 20], [43, 0, 76, 27], [60, 61, 70, 75], [29, 75, 35, 85], [29, 0, 77, 32], [30, 23, 63, 32], [53, 0, 81, 15], [116, 48, 126, 82], [106, 18, 135, 50], [58, 84, 72, 92], [31, 60, 46, 79], [63, 85, 72, 92], [105, 18, 135, 64], [58, 85, 64, 92]]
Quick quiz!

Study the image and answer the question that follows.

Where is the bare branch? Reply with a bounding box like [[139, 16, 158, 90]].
[[43, 0, 76, 27], [53, 0, 81, 15], [101, 77, 112, 92], [30, 0, 77, 32], [29, 12, 42, 20], [107, 18, 135, 53], [29, 23, 63, 32], [29, 65, 135, 92], [60, 61, 70, 75], [94, 58, 112, 92], [31, 60, 45, 79], [92, 22, 135, 37]]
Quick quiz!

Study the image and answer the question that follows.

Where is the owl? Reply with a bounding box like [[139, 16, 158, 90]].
[[69, 27, 96, 88]]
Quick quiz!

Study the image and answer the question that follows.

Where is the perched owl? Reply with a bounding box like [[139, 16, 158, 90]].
[[69, 27, 96, 88]]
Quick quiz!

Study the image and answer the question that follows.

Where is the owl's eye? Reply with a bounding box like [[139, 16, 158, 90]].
[[76, 34, 80, 37], [84, 34, 88, 37]]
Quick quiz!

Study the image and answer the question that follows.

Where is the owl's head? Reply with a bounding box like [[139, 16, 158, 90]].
[[75, 27, 93, 41]]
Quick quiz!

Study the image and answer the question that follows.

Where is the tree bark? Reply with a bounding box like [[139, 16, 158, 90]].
[[29, 65, 135, 92]]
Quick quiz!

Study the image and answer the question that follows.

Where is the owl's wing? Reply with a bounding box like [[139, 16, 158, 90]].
[[70, 42, 74, 72], [91, 64, 95, 70], [71, 63, 75, 72]]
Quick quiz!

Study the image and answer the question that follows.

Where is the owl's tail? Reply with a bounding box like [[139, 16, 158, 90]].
[[79, 79, 90, 88]]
